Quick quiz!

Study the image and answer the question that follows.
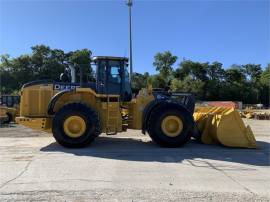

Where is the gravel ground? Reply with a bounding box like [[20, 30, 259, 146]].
[[0, 119, 269, 201], [1, 189, 269, 202]]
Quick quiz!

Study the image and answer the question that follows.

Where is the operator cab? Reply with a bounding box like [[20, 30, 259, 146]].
[[59, 56, 132, 102], [92, 56, 132, 102]]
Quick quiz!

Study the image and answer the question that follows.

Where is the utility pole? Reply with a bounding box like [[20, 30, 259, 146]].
[[126, 0, 133, 82]]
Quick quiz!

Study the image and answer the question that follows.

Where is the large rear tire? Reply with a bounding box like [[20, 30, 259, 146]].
[[147, 103, 193, 147], [52, 103, 101, 148]]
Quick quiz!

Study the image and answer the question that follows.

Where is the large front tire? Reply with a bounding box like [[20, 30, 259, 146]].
[[147, 103, 193, 147], [52, 103, 101, 148]]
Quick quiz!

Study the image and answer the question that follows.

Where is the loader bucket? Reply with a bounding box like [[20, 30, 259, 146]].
[[193, 107, 257, 148]]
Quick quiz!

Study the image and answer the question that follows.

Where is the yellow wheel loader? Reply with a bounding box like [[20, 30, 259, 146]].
[[0, 95, 20, 124], [16, 56, 256, 148], [16, 56, 196, 148]]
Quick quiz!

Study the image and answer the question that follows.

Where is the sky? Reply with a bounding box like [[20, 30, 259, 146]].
[[0, 0, 269, 74]]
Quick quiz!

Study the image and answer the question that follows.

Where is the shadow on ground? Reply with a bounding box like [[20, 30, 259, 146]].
[[41, 136, 270, 167], [0, 123, 16, 128]]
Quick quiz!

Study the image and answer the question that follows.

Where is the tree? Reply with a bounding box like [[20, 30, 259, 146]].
[[204, 62, 225, 100], [207, 62, 225, 81], [260, 64, 270, 86], [170, 76, 205, 99], [174, 60, 209, 98], [259, 64, 270, 106], [149, 74, 168, 89], [31, 45, 66, 81], [241, 64, 262, 104], [243, 64, 262, 82], [225, 65, 246, 82], [1, 47, 268, 106], [0, 45, 94, 94], [131, 72, 149, 94], [68, 49, 94, 82], [0, 55, 14, 93], [153, 51, 177, 86], [10, 54, 33, 88]]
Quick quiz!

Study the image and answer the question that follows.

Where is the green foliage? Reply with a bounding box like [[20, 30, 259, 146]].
[[0, 47, 269, 106], [260, 64, 270, 86], [243, 64, 262, 82], [259, 65, 270, 105], [131, 72, 149, 94], [149, 74, 168, 89], [68, 49, 94, 82], [171, 77, 205, 99], [153, 51, 177, 76], [153, 51, 177, 85], [151, 51, 269, 105], [0, 45, 94, 94]]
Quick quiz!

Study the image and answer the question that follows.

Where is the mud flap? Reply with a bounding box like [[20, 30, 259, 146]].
[[193, 107, 257, 148]]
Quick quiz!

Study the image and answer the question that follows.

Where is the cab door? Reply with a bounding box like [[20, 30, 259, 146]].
[[96, 60, 121, 95], [106, 60, 122, 95]]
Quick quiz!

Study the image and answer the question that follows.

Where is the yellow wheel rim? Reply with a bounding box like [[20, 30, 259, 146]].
[[161, 115, 183, 137], [63, 116, 86, 138]]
